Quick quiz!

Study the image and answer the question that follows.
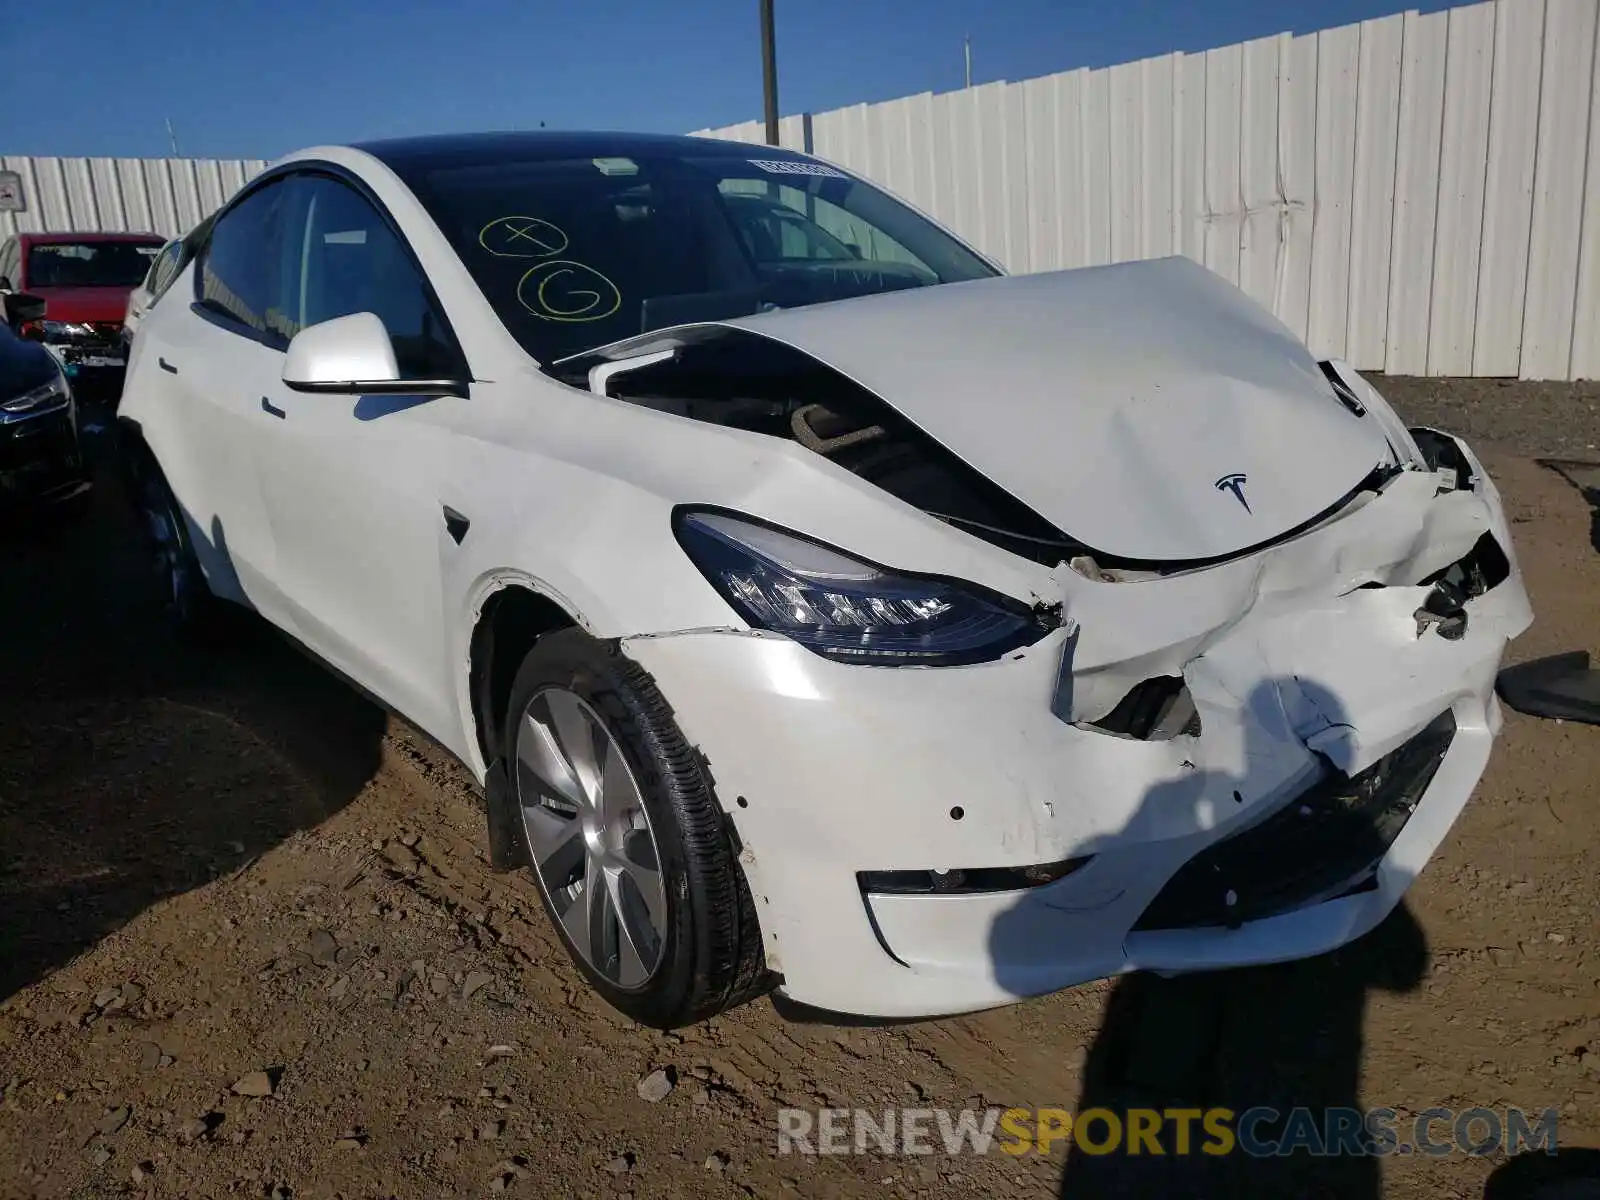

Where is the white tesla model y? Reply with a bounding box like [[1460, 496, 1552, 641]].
[[117, 132, 1531, 1027]]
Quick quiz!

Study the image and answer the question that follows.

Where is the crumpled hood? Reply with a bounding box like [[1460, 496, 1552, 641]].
[[711, 256, 1394, 563]]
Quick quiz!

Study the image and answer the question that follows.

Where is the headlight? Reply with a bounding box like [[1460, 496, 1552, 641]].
[[1, 372, 70, 414], [673, 509, 1055, 666], [40, 320, 96, 339]]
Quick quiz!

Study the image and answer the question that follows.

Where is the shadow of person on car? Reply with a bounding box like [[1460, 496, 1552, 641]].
[[0, 409, 388, 1000], [1484, 1147, 1600, 1199], [1048, 904, 1426, 1198], [985, 674, 1436, 1198]]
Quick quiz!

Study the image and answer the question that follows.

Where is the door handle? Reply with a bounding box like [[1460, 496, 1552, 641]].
[[261, 396, 286, 419], [158, 357, 178, 374], [442, 505, 471, 545]]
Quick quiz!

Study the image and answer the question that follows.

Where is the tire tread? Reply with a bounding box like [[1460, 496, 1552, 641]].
[[504, 629, 769, 1027]]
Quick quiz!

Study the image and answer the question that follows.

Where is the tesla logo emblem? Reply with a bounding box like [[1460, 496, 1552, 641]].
[[1215, 472, 1251, 513]]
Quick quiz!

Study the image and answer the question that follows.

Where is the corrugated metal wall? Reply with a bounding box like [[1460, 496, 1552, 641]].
[[695, 0, 1600, 380], [0, 156, 268, 242], [3, 0, 1594, 377]]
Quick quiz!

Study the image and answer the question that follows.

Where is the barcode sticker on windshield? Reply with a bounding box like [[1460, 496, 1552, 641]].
[[748, 158, 847, 179]]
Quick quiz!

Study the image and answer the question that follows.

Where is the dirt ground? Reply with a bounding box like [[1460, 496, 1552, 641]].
[[1373, 376, 1600, 460], [1, 382, 1597, 1200]]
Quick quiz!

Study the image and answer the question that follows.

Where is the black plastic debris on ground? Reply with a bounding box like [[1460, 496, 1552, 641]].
[[1497, 652, 1600, 727]]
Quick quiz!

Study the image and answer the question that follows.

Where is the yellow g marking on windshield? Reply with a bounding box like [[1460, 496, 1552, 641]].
[[516, 260, 621, 322], [479, 216, 569, 258]]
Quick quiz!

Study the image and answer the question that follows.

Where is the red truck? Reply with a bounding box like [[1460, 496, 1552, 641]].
[[0, 231, 167, 392]]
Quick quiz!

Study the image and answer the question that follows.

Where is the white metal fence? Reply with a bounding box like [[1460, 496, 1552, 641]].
[[696, 0, 1600, 381], [4, 0, 1595, 378], [0, 156, 268, 244]]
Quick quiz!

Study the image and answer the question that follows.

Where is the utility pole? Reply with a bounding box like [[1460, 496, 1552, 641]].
[[964, 36, 972, 88], [760, 0, 780, 145], [165, 117, 180, 157]]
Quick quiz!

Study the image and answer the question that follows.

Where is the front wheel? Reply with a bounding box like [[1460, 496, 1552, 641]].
[[504, 629, 769, 1028], [123, 449, 224, 641]]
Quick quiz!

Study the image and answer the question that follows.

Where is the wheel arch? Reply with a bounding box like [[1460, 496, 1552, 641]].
[[465, 577, 582, 767], [115, 413, 155, 475]]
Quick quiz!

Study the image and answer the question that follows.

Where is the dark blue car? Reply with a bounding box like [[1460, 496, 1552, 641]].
[[1, 293, 91, 511]]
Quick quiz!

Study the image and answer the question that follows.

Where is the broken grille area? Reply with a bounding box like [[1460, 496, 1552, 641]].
[[1133, 709, 1457, 932], [1083, 675, 1202, 740]]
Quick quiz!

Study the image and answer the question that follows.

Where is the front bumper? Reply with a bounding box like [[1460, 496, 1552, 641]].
[[0, 401, 91, 508], [623, 437, 1531, 1019]]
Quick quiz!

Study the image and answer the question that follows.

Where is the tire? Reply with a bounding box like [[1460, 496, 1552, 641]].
[[503, 628, 769, 1028], [122, 448, 225, 642], [51, 484, 93, 524]]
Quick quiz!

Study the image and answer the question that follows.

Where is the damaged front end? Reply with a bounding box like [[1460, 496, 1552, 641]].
[[1133, 707, 1457, 931], [561, 263, 1528, 1010], [608, 405, 1527, 1013], [1049, 419, 1529, 954], [559, 289, 1527, 782], [1061, 416, 1527, 757]]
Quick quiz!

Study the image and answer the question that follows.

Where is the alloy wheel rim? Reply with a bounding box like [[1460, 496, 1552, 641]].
[[514, 687, 668, 990]]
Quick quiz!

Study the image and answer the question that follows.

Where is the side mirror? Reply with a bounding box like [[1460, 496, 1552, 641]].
[[0, 275, 12, 291], [282, 311, 465, 397], [3, 290, 45, 329]]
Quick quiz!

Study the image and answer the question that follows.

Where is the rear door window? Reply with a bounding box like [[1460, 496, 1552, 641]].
[[148, 240, 185, 298], [195, 180, 291, 344]]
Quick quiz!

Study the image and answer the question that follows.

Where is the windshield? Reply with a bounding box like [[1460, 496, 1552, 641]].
[[26, 241, 164, 289], [402, 153, 999, 362]]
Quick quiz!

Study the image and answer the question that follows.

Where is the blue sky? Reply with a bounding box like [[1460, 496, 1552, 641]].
[[8, 0, 1452, 160]]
